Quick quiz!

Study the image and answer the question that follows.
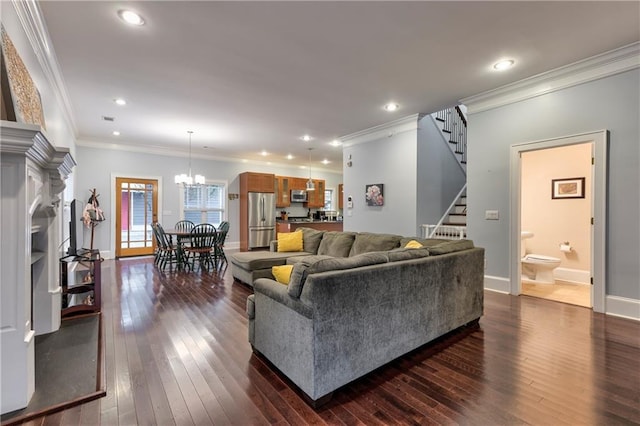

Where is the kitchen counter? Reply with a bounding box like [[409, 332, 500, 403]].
[[276, 220, 343, 234]]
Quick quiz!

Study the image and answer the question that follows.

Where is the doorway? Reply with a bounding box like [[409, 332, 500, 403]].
[[510, 131, 607, 313], [115, 177, 158, 258]]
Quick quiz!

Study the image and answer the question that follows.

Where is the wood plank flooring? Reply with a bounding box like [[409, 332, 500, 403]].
[[18, 256, 640, 425], [522, 279, 591, 307]]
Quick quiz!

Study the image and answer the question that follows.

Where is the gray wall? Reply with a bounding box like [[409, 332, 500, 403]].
[[467, 69, 640, 300], [75, 145, 342, 255], [342, 129, 418, 236], [417, 115, 467, 232]]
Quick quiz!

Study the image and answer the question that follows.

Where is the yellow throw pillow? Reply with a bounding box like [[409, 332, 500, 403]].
[[404, 239, 424, 249], [277, 232, 303, 252], [272, 265, 294, 285]]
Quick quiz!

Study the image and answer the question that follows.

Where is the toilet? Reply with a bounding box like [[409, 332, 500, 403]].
[[521, 231, 561, 284]]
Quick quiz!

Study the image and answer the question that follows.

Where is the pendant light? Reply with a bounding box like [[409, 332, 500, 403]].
[[306, 148, 315, 191], [174, 131, 205, 185]]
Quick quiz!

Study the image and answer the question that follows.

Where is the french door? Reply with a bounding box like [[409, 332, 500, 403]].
[[115, 177, 158, 257]]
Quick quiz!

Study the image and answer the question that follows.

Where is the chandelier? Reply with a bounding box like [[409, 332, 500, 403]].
[[306, 148, 315, 191], [174, 131, 205, 185]]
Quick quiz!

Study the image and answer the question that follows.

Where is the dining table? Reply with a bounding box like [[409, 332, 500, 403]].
[[163, 227, 218, 271]]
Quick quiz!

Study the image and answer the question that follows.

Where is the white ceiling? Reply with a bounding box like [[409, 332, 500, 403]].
[[39, 1, 640, 172]]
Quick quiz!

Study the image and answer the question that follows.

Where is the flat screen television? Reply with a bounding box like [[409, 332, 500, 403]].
[[67, 199, 82, 257]]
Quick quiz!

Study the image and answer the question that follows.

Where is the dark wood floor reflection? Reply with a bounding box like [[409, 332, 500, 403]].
[[22, 256, 640, 425]]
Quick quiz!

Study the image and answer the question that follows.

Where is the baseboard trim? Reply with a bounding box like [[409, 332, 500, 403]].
[[484, 275, 510, 293], [606, 295, 640, 321], [554, 267, 590, 284]]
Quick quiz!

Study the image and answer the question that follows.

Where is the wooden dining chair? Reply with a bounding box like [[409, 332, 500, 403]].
[[213, 221, 230, 268], [155, 223, 181, 271], [183, 223, 217, 271], [174, 220, 195, 232]]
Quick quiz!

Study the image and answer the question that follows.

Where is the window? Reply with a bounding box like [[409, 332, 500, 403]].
[[324, 189, 333, 211], [182, 182, 226, 226]]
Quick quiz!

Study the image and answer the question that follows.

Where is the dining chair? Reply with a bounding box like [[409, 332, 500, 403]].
[[213, 221, 230, 268], [174, 220, 195, 232], [183, 223, 217, 271], [155, 223, 181, 271]]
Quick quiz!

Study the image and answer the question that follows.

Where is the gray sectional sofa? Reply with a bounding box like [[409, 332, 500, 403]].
[[235, 228, 485, 406]]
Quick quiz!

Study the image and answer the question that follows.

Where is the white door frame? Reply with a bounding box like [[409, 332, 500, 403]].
[[509, 130, 607, 313]]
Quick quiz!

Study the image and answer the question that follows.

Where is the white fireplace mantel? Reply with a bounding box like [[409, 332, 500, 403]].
[[0, 121, 76, 414]]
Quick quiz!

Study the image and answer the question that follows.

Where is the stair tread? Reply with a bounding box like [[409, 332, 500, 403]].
[[435, 117, 445, 122], [448, 213, 467, 216]]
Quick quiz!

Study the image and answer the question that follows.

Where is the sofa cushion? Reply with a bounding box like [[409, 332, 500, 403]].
[[272, 265, 294, 284], [297, 227, 326, 255], [277, 232, 304, 252], [230, 251, 310, 271], [317, 231, 356, 257], [429, 239, 475, 255], [348, 232, 402, 256], [286, 254, 333, 266], [388, 247, 431, 262], [400, 237, 450, 248], [287, 252, 389, 298]]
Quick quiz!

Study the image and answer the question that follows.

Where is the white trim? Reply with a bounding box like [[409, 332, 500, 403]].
[[463, 42, 640, 113], [554, 267, 591, 285], [510, 130, 607, 313], [340, 114, 424, 146], [484, 275, 510, 293], [605, 296, 640, 321], [110, 173, 164, 258], [11, 0, 78, 135]]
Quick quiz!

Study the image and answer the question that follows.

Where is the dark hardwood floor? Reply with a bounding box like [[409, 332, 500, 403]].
[[20, 255, 640, 425]]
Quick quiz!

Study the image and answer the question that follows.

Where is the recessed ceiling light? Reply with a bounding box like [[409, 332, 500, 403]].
[[261, 150, 268, 156], [118, 10, 145, 26], [112, 131, 120, 136], [322, 159, 330, 165], [301, 134, 312, 142], [330, 139, 342, 147], [383, 103, 399, 112], [114, 98, 126, 106], [493, 59, 515, 71], [286, 154, 294, 160]]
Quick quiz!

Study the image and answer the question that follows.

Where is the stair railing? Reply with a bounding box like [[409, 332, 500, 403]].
[[422, 183, 467, 238], [434, 106, 467, 167]]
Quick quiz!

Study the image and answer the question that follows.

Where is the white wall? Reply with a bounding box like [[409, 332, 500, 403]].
[[342, 126, 418, 236], [75, 144, 342, 256], [467, 69, 639, 301]]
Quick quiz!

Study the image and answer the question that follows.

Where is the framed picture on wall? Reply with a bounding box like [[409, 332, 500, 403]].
[[552, 177, 585, 199], [365, 183, 384, 206]]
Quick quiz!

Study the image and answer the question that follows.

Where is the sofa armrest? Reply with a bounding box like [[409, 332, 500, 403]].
[[254, 278, 313, 319]]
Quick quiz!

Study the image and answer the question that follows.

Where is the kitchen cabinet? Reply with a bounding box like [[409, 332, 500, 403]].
[[289, 177, 307, 191], [338, 183, 344, 209], [60, 250, 102, 318], [275, 176, 290, 208], [240, 172, 275, 193], [306, 179, 325, 208]]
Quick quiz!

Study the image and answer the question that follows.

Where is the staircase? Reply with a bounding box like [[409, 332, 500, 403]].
[[422, 106, 468, 239]]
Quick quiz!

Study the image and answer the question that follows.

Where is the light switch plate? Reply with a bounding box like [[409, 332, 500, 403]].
[[485, 210, 499, 220]]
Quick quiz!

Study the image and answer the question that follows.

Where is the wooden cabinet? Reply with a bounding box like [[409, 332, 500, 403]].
[[306, 179, 325, 208], [60, 251, 102, 318], [289, 177, 307, 191], [338, 183, 344, 209], [240, 172, 275, 193], [275, 176, 290, 208]]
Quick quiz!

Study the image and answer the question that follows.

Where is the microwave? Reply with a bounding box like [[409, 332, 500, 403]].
[[291, 190, 307, 203]]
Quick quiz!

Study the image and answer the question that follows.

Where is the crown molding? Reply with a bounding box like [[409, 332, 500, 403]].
[[76, 139, 344, 175], [11, 0, 78, 135], [462, 42, 640, 114], [340, 113, 424, 146]]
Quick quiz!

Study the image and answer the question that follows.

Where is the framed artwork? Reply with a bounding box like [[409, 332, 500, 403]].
[[552, 177, 585, 199], [365, 184, 384, 206]]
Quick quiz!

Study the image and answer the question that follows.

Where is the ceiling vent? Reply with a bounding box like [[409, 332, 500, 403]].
[[102, 116, 115, 122]]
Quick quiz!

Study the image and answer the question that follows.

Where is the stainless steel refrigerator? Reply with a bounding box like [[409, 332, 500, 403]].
[[248, 192, 275, 249]]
